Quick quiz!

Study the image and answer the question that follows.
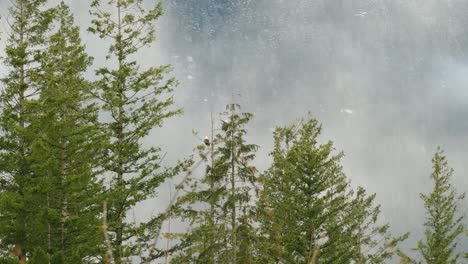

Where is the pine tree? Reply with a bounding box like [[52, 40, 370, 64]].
[[0, 0, 53, 261], [415, 147, 466, 264], [88, 0, 183, 262], [257, 116, 406, 263], [172, 104, 259, 263], [0, 257, 18, 264], [29, 248, 49, 264], [26, 2, 104, 261]]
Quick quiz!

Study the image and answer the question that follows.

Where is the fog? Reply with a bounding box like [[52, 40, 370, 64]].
[[1, 0, 468, 258], [155, 0, 468, 251]]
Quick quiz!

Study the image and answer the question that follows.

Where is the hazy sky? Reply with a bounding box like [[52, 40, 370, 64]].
[[1, 0, 468, 258]]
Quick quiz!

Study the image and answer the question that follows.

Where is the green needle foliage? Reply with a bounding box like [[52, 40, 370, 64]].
[[257, 116, 406, 264], [27, 2, 104, 262], [172, 104, 259, 264], [415, 148, 466, 264], [0, 0, 53, 259], [88, 0, 184, 262], [0, 1, 464, 263]]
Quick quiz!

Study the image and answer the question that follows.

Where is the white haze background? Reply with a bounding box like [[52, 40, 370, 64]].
[[1, 0, 468, 259]]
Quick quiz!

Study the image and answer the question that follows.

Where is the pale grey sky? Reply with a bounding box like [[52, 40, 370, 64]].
[[1, 0, 467, 260]]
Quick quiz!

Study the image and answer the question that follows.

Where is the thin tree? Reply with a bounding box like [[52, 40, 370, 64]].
[[88, 0, 183, 262], [416, 147, 465, 264], [172, 104, 259, 264]]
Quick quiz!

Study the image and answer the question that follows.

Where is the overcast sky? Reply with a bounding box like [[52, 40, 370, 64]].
[[1, 0, 468, 258]]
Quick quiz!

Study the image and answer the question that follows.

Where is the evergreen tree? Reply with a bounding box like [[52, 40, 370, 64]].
[[0, 257, 18, 264], [415, 147, 466, 264], [29, 248, 49, 264], [172, 104, 259, 263], [0, 0, 53, 261], [88, 0, 183, 262], [257, 117, 406, 263], [26, 2, 104, 261]]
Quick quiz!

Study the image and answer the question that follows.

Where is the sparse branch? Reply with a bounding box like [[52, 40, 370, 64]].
[[145, 151, 210, 263]]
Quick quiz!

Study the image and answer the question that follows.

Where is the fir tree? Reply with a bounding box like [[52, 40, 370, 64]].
[[172, 104, 259, 264], [88, 0, 183, 262], [0, 0, 53, 260], [257, 116, 406, 263], [415, 147, 466, 264], [0, 257, 18, 264], [26, 2, 104, 261]]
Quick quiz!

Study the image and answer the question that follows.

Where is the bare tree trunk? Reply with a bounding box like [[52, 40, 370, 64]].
[[16, 3, 27, 263], [103, 202, 115, 264], [114, 2, 125, 263], [14, 244, 27, 264], [208, 113, 216, 262], [230, 111, 237, 264], [47, 194, 52, 262], [309, 244, 321, 264], [60, 136, 68, 256]]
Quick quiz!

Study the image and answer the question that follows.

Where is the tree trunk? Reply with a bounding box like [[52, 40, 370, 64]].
[[230, 111, 237, 264], [14, 244, 27, 264]]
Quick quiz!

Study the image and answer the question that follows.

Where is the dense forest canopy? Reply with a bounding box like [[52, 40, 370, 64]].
[[0, 0, 466, 263]]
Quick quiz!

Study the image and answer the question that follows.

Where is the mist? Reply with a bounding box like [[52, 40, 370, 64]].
[[1, 0, 467, 259], [154, 0, 468, 250]]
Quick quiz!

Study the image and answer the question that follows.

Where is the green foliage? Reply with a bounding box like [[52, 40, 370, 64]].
[[0, 1, 462, 263], [415, 147, 466, 264], [0, 1, 106, 261], [0, 257, 19, 264], [88, 0, 184, 262], [29, 247, 49, 264], [0, 0, 54, 257], [27, 2, 104, 261], [257, 116, 406, 263], [172, 104, 259, 263]]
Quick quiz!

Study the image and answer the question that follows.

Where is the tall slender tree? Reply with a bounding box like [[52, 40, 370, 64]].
[[415, 148, 465, 264], [88, 0, 183, 262], [26, 2, 104, 262], [0, 0, 53, 261], [257, 117, 406, 263], [172, 104, 259, 264]]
